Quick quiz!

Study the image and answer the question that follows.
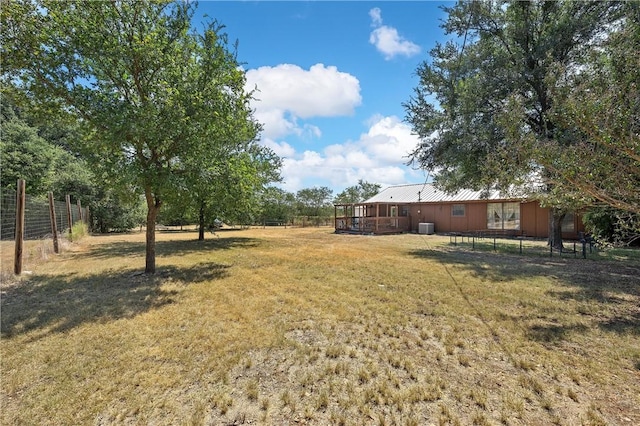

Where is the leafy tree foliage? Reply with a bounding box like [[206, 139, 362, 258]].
[[296, 186, 334, 218], [157, 24, 281, 240], [3, 1, 272, 272], [334, 180, 381, 204], [157, 193, 197, 228], [92, 191, 146, 234], [582, 207, 640, 247], [404, 0, 619, 248], [214, 146, 281, 228], [258, 187, 296, 225], [544, 3, 640, 216], [0, 104, 57, 195], [1, 85, 145, 232]]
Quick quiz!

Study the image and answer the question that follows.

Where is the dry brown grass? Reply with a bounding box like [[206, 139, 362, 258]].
[[0, 236, 75, 284], [1, 227, 639, 425]]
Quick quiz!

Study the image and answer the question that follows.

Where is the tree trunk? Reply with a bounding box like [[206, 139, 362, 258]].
[[144, 188, 161, 274], [548, 208, 565, 251], [198, 202, 205, 241]]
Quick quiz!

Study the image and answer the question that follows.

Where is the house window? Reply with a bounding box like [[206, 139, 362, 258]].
[[452, 204, 465, 217], [562, 213, 575, 232], [487, 202, 520, 230]]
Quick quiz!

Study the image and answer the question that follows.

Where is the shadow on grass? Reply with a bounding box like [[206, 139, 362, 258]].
[[0, 262, 229, 340], [85, 235, 260, 260], [408, 247, 640, 339], [525, 323, 590, 342]]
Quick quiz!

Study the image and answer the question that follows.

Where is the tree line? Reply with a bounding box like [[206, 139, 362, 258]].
[[1, 86, 380, 237]]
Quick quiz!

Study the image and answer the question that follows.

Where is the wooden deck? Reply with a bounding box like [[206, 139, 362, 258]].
[[334, 216, 410, 235]]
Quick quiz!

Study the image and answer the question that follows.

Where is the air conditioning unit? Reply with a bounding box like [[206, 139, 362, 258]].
[[418, 223, 434, 235]]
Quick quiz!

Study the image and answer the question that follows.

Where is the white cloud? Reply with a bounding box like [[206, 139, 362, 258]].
[[261, 138, 295, 158], [274, 115, 424, 193], [369, 7, 382, 26], [245, 63, 361, 139], [368, 8, 421, 60]]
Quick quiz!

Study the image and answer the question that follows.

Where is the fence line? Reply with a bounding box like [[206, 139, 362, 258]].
[[448, 233, 597, 259], [1, 188, 87, 241], [1, 183, 90, 275]]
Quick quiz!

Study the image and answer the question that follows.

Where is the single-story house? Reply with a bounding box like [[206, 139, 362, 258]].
[[334, 183, 585, 238]]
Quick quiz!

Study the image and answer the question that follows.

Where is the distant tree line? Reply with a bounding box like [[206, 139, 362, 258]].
[[1, 75, 381, 231], [160, 179, 382, 228], [1, 85, 382, 233]]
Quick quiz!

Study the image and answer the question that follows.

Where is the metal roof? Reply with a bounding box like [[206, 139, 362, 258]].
[[364, 183, 516, 204]]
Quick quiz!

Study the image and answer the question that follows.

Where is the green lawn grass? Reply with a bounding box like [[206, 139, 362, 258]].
[[1, 227, 639, 425]]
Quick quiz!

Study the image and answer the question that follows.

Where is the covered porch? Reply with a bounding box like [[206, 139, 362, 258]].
[[334, 202, 411, 235]]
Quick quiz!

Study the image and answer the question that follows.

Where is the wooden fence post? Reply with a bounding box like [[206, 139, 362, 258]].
[[77, 199, 82, 223], [48, 192, 60, 254], [66, 194, 73, 239], [14, 179, 25, 275]]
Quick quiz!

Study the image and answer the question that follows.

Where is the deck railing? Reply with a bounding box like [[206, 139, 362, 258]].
[[335, 216, 409, 234]]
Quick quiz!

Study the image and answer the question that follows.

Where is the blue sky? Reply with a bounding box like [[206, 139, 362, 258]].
[[194, 1, 452, 195]]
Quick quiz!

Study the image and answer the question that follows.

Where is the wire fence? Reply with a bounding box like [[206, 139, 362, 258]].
[[1, 188, 87, 241], [448, 233, 598, 259]]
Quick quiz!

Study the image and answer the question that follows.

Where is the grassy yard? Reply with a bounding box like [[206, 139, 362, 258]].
[[1, 227, 639, 425]]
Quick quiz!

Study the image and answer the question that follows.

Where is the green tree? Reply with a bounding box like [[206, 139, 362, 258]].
[[582, 207, 640, 247], [543, 3, 640, 216], [404, 1, 618, 248], [1, 84, 145, 233], [0, 116, 56, 195], [188, 144, 281, 238], [296, 186, 334, 218], [218, 146, 281, 228], [181, 77, 280, 238], [0, 90, 58, 195], [259, 187, 296, 225], [158, 192, 197, 228], [92, 190, 146, 233], [334, 179, 381, 204], [3, 1, 263, 272]]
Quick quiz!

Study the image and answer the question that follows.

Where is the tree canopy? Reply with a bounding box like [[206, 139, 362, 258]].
[[3, 0, 279, 272], [1, 86, 147, 232], [296, 186, 334, 217], [334, 180, 381, 204], [403, 0, 623, 247], [258, 187, 296, 225], [542, 2, 640, 215], [0, 97, 57, 195]]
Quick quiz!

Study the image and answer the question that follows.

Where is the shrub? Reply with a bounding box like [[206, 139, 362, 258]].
[[68, 222, 88, 242], [583, 207, 640, 246]]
